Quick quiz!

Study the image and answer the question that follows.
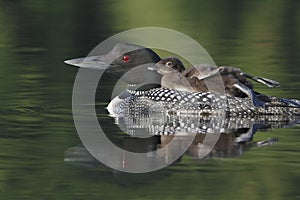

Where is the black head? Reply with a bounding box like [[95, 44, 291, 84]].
[[65, 43, 162, 85], [158, 57, 185, 73], [107, 44, 161, 74]]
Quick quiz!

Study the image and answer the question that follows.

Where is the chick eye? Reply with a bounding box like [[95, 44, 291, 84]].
[[166, 61, 172, 67], [122, 55, 130, 62]]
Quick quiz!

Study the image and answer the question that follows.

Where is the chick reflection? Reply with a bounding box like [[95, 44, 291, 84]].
[[64, 131, 277, 169]]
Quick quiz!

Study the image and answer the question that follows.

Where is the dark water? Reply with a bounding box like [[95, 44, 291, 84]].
[[1, 1, 300, 199]]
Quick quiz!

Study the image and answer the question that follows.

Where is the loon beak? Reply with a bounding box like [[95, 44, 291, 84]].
[[147, 65, 158, 71], [148, 63, 165, 72], [148, 63, 173, 75], [64, 55, 110, 70]]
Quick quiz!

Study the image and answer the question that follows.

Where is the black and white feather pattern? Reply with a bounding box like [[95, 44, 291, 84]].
[[109, 88, 300, 117]]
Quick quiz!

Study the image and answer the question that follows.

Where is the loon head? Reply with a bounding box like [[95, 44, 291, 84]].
[[149, 57, 185, 75], [65, 43, 162, 85], [148, 57, 199, 92]]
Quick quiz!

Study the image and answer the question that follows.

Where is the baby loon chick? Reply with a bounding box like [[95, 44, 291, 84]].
[[151, 57, 280, 107]]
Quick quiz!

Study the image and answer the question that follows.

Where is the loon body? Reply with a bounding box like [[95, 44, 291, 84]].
[[108, 87, 300, 117], [65, 43, 300, 117]]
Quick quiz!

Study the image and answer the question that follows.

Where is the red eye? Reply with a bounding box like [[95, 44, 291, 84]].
[[122, 55, 130, 62]]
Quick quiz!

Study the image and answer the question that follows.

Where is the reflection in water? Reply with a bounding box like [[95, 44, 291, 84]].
[[65, 108, 298, 169]]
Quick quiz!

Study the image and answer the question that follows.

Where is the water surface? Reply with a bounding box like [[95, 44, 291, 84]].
[[0, 1, 299, 199]]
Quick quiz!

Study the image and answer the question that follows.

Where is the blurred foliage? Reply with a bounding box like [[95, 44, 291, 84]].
[[0, 0, 299, 199]]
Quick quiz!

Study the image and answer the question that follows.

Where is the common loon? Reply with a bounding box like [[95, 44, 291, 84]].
[[150, 57, 281, 107], [65, 43, 163, 114], [65, 43, 300, 116]]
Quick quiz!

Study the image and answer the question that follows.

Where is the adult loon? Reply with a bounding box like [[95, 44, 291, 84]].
[[65, 43, 162, 114], [150, 57, 281, 107], [65, 43, 300, 116]]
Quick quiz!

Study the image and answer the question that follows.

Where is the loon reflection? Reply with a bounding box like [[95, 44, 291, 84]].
[[64, 42, 300, 168], [65, 113, 295, 166]]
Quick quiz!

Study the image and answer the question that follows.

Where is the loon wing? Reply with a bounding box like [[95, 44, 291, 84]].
[[187, 64, 220, 80], [185, 64, 280, 88], [233, 82, 265, 107], [219, 66, 280, 88], [242, 73, 280, 88]]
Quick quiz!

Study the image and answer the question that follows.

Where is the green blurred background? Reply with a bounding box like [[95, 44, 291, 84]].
[[0, 0, 299, 199]]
